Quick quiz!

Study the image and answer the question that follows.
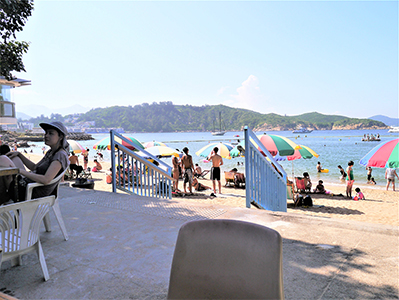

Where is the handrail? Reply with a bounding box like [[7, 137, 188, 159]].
[[110, 130, 173, 199], [244, 126, 287, 212]]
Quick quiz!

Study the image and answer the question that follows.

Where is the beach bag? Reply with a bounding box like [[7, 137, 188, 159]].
[[294, 194, 303, 207], [303, 195, 313, 206], [157, 180, 169, 194]]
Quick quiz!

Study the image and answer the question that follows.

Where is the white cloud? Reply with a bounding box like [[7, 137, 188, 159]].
[[223, 75, 265, 112], [217, 86, 229, 96]]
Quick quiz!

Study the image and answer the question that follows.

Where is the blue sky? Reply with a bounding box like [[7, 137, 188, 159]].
[[13, 0, 398, 119]]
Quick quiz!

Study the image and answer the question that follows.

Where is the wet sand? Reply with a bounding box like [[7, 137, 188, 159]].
[[26, 153, 399, 227]]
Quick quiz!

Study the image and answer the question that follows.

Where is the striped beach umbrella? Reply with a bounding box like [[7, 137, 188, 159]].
[[67, 140, 85, 154], [256, 134, 300, 157], [275, 145, 319, 161], [359, 138, 399, 168], [139, 146, 179, 158], [93, 136, 144, 151], [196, 142, 234, 159], [143, 141, 167, 148]]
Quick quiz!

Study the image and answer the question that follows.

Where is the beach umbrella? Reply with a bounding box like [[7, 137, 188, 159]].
[[256, 134, 300, 157], [143, 141, 167, 148], [274, 145, 319, 161], [140, 146, 180, 158], [359, 138, 399, 168], [196, 142, 234, 159], [67, 140, 85, 154], [93, 135, 144, 151], [230, 140, 246, 158]]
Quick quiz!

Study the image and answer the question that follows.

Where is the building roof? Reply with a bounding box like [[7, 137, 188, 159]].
[[0, 76, 31, 87]]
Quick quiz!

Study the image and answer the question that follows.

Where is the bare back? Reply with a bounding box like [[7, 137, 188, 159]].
[[181, 154, 193, 170], [210, 153, 223, 168]]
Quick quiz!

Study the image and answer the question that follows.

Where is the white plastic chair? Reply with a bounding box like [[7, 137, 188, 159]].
[[0, 196, 55, 281], [168, 219, 284, 300], [25, 170, 69, 241]]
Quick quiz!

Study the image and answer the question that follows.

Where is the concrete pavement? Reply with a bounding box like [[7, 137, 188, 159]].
[[1, 186, 398, 299]]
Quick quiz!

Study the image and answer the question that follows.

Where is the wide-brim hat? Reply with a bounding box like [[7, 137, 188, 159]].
[[39, 121, 68, 136]]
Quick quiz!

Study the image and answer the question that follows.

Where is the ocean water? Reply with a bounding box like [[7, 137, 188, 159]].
[[26, 129, 398, 186]]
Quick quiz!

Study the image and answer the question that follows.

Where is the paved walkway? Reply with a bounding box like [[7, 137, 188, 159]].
[[1, 186, 398, 299]]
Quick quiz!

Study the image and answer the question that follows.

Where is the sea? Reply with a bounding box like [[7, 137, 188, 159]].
[[25, 129, 398, 187]]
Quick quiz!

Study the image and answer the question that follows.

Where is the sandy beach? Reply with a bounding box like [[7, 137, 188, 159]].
[[26, 153, 399, 227]]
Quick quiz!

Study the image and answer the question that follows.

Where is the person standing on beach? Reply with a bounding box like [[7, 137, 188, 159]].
[[172, 155, 181, 192], [346, 161, 355, 198], [385, 167, 399, 191], [82, 148, 89, 170], [366, 166, 373, 184], [208, 147, 224, 194], [181, 147, 194, 194]]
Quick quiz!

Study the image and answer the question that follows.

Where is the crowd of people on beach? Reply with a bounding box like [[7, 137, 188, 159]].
[[0, 120, 398, 207]]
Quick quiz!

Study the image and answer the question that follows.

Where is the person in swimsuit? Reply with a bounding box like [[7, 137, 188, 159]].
[[338, 165, 347, 181], [346, 160, 355, 198], [385, 167, 399, 191], [192, 177, 212, 191], [172, 155, 181, 192], [82, 148, 89, 170], [181, 147, 194, 194], [208, 147, 224, 194]]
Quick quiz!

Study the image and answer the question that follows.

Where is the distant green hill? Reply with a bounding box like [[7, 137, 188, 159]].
[[25, 102, 388, 132]]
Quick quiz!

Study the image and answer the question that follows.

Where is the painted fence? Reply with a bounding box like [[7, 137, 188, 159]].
[[244, 127, 287, 212], [110, 130, 173, 199]]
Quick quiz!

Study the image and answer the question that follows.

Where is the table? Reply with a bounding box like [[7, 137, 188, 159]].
[[0, 167, 19, 202]]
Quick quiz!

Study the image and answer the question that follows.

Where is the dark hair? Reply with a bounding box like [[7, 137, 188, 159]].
[[183, 147, 189, 154], [94, 159, 97, 162], [213, 147, 219, 153], [348, 161, 354, 166], [317, 161, 320, 164], [337, 165, 342, 168], [318, 180, 323, 184], [355, 187, 360, 193], [195, 164, 198, 166], [0, 144, 11, 155], [303, 172, 309, 177]]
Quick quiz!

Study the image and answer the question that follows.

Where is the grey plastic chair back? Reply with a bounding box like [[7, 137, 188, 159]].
[[167, 219, 284, 300]]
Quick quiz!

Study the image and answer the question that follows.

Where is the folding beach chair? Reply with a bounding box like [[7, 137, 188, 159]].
[[195, 170, 210, 179]]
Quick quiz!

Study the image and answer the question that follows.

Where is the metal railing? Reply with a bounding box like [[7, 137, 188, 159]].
[[244, 127, 287, 212], [110, 130, 173, 199]]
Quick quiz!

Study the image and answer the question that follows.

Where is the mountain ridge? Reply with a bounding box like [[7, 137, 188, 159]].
[[19, 102, 388, 132]]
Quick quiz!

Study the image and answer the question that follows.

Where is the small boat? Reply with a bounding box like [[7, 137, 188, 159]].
[[388, 126, 399, 133], [293, 127, 313, 134], [212, 112, 226, 136]]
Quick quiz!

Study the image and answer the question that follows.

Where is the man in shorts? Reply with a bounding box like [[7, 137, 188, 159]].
[[208, 147, 224, 194], [181, 147, 194, 194], [385, 167, 399, 191]]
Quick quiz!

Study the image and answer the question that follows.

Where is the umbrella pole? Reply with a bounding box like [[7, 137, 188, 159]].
[[292, 161, 294, 181]]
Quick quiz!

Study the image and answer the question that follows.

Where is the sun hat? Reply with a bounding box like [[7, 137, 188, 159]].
[[39, 121, 68, 136], [39, 121, 69, 151]]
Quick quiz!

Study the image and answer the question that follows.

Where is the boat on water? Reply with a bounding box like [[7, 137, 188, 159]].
[[212, 112, 226, 136], [293, 127, 313, 134], [388, 126, 399, 133]]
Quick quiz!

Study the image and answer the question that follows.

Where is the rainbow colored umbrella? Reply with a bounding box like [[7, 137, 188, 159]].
[[359, 138, 399, 168], [275, 145, 319, 161], [93, 136, 144, 151], [196, 142, 233, 159], [230, 140, 246, 158], [143, 141, 167, 148], [256, 134, 300, 157]]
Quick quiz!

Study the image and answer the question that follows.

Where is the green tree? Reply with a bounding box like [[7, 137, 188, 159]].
[[0, 0, 34, 80]]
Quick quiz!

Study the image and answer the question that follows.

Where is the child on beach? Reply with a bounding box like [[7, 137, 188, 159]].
[[92, 159, 102, 172], [353, 187, 365, 201]]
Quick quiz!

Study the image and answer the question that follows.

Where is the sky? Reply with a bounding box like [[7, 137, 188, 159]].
[[11, 0, 398, 119]]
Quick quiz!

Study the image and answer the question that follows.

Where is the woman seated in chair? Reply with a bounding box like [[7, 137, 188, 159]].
[[0, 121, 69, 204], [192, 177, 212, 192]]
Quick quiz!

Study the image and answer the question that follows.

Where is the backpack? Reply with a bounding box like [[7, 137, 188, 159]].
[[294, 194, 303, 207], [303, 195, 313, 206]]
